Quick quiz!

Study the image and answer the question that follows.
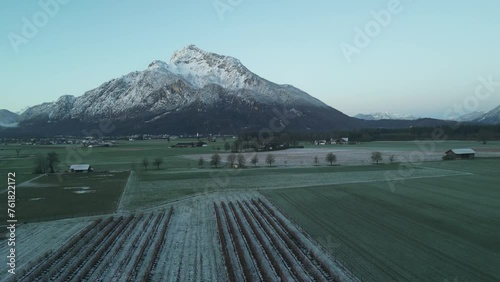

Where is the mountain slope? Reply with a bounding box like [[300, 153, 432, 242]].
[[0, 109, 19, 128], [476, 106, 500, 124], [13, 45, 357, 135]]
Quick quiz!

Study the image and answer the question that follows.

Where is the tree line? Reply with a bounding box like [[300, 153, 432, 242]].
[[236, 124, 500, 144]]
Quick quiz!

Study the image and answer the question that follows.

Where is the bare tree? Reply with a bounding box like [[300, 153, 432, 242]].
[[198, 157, 205, 168], [142, 157, 149, 170], [153, 157, 163, 170], [250, 154, 259, 167], [237, 154, 246, 168], [227, 153, 237, 167], [224, 142, 231, 152], [15, 149, 21, 156], [478, 129, 492, 145], [231, 142, 239, 153], [313, 156, 319, 166], [210, 153, 221, 168], [47, 151, 60, 173], [389, 155, 396, 164], [265, 154, 276, 167], [371, 152, 383, 164], [326, 152, 337, 166], [33, 154, 48, 174]]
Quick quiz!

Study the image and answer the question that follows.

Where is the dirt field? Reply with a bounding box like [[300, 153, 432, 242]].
[[0, 218, 92, 275], [3, 192, 355, 282]]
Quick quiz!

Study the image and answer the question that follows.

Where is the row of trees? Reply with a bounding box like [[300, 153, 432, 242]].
[[140, 157, 164, 170], [34, 151, 392, 174], [200, 152, 342, 169], [199, 153, 277, 168], [201, 151, 392, 169]]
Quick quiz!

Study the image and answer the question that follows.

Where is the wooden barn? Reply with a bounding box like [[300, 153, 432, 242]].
[[445, 149, 476, 160], [70, 164, 93, 173]]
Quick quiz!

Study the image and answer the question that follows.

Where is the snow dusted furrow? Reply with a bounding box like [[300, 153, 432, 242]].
[[88, 214, 144, 281], [14, 194, 354, 282], [141, 208, 173, 282], [106, 214, 154, 281]]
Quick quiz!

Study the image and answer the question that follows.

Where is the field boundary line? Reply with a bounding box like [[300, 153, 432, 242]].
[[18, 173, 47, 187], [1, 173, 47, 194], [117, 170, 134, 212], [419, 166, 474, 176]]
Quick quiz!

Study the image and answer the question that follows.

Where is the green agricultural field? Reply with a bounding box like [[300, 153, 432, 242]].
[[119, 164, 471, 211], [0, 139, 222, 175], [262, 158, 500, 282], [0, 139, 499, 279], [3, 171, 130, 222]]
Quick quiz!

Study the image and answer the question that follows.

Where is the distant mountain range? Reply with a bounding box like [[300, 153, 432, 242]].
[[355, 109, 500, 124], [354, 113, 418, 121], [0, 45, 497, 137]]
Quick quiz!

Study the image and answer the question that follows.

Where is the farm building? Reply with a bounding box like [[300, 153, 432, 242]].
[[173, 142, 195, 148], [70, 164, 93, 173], [445, 149, 476, 159], [314, 140, 328, 145], [172, 141, 208, 148], [335, 138, 349, 145]]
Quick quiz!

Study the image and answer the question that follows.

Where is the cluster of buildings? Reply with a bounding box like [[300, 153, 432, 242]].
[[314, 138, 351, 145]]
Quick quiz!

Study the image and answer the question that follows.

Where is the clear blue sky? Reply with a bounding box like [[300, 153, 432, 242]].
[[1, 0, 499, 118]]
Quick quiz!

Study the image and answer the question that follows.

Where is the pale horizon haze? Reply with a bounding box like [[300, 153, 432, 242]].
[[1, 0, 500, 119]]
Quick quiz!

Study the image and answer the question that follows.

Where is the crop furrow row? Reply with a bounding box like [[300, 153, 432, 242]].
[[127, 212, 165, 282], [232, 201, 290, 281], [56, 216, 125, 281], [75, 214, 135, 281], [18, 218, 103, 282], [244, 200, 318, 282], [141, 207, 174, 282], [257, 198, 342, 281], [214, 203, 237, 282], [111, 213, 155, 280], [89, 213, 144, 281], [220, 202, 255, 281], [36, 217, 113, 281]]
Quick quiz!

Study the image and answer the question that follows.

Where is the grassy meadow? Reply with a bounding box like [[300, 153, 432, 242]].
[[2, 171, 129, 222]]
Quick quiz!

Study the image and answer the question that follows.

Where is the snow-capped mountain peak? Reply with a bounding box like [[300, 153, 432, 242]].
[[147, 60, 170, 70], [15, 45, 330, 129], [167, 45, 255, 90]]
